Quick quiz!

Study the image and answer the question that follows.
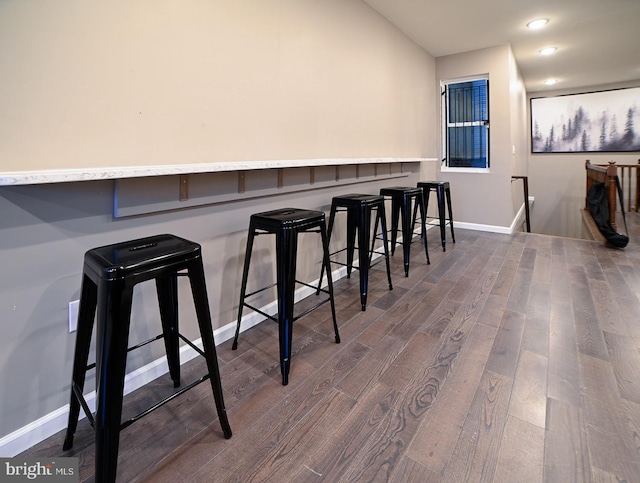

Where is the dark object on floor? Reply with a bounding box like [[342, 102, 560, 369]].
[[588, 181, 629, 248]]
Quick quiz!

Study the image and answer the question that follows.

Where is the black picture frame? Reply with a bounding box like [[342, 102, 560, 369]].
[[531, 86, 640, 153]]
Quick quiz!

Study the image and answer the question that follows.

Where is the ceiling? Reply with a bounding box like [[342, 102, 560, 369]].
[[364, 0, 640, 93]]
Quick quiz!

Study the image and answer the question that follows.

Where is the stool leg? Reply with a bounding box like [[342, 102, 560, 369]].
[[389, 197, 401, 256], [156, 275, 180, 388], [400, 194, 412, 277], [446, 187, 455, 243], [188, 259, 232, 439], [317, 202, 337, 294], [375, 204, 393, 291], [320, 219, 340, 345], [418, 193, 430, 265], [356, 204, 371, 311], [346, 208, 357, 279], [437, 186, 446, 251], [276, 229, 297, 386], [369, 212, 380, 264], [410, 194, 420, 239], [232, 225, 256, 350], [63, 273, 97, 451], [94, 281, 133, 483]]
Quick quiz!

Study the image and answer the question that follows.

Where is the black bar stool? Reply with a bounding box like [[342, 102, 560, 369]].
[[318, 194, 393, 311], [62, 234, 232, 483], [232, 208, 340, 385], [416, 181, 455, 251], [379, 187, 430, 277]]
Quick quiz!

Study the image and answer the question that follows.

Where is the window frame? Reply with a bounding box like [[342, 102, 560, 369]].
[[441, 75, 490, 173]]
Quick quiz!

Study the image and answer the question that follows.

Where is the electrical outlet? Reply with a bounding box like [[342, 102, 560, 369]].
[[69, 300, 79, 332]]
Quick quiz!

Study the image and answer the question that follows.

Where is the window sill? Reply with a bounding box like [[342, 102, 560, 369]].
[[441, 167, 491, 174]]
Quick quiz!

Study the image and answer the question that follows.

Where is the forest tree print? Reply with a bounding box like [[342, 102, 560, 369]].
[[531, 87, 640, 153]]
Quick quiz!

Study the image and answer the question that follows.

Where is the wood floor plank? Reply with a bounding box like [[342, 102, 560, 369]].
[[521, 281, 550, 356], [543, 398, 591, 483], [347, 273, 496, 479], [618, 398, 640, 462], [227, 389, 356, 482], [475, 293, 508, 328], [336, 335, 406, 400], [491, 258, 519, 298], [441, 370, 513, 483], [532, 242, 552, 285], [484, 309, 525, 379], [448, 274, 481, 303], [548, 262, 584, 407], [420, 298, 462, 339], [508, 350, 548, 429], [424, 244, 469, 283], [506, 265, 533, 314], [580, 352, 640, 481], [589, 278, 640, 338], [602, 267, 640, 339], [569, 266, 610, 360], [603, 331, 640, 403], [406, 322, 499, 473], [291, 382, 400, 482], [196, 341, 371, 480], [389, 456, 441, 483], [493, 415, 545, 483], [378, 331, 441, 391]]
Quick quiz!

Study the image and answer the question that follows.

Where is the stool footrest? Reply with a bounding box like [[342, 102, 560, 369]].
[[121, 373, 210, 431], [243, 284, 333, 325], [293, 296, 332, 322], [85, 333, 166, 372], [244, 282, 278, 300], [242, 303, 278, 323], [71, 330, 210, 432]]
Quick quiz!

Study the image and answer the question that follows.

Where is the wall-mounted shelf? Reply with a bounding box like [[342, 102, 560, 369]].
[[0, 157, 435, 186]]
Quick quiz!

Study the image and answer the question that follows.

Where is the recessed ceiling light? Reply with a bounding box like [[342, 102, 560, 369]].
[[544, 79, 558, 85], [527, 18, 549, 30], [539, 47, 557, 56]]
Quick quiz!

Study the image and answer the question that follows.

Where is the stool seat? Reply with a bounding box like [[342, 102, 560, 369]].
[[419, 181, 450, 189], [320, 194, 393, 311], [416, 181, 455, 251], [380, 187, 430, 276], [63, 234, 232, 482], [233, 208, 340, 385], [249, 208, 326, 230], [83, 234, 202, 282]]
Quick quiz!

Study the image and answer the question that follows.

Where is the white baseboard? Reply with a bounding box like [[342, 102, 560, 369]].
[[0, 265, 348, 457], [454, 196, 534, 235]]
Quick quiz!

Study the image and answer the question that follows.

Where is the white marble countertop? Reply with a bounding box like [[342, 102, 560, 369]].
[[0, 157, 437, 186]]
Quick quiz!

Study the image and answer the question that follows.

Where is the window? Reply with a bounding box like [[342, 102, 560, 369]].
[[442, 76, 489, 170]]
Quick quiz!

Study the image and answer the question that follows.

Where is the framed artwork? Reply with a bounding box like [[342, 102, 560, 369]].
[[531, 86, 640, 153]]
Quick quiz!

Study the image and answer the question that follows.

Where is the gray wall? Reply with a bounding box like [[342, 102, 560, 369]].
[[0, 0, 437, 173], [435, 45, 528, 230]]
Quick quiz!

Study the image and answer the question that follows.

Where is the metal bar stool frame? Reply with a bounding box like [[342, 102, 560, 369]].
[[415, 181, 455, 251], [232, 208, 340, 386], [62, 234, 232, 483], [317, 194, 393, 311], [378, 186, 430, 277]]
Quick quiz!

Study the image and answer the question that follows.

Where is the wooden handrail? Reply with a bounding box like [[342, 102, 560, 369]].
[[610, 159, 640, 212]]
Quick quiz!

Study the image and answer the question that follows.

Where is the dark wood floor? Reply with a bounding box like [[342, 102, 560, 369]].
[[23, 215, 640, 482]]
